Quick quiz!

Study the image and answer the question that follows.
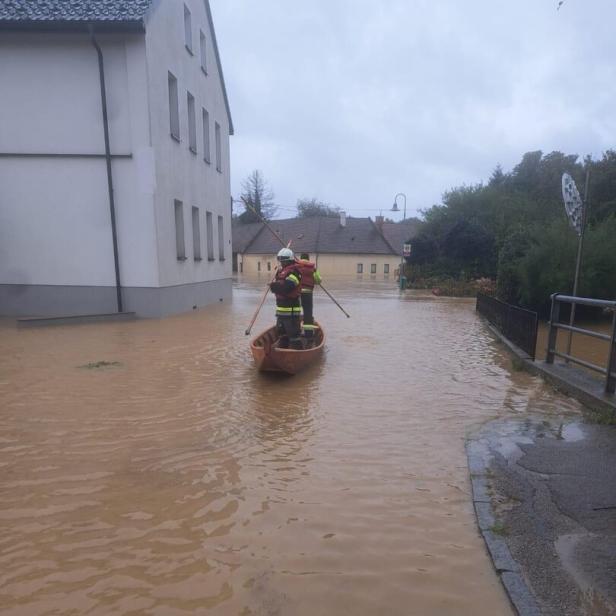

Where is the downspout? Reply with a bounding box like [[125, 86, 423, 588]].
[[89, 25, 123, 312]]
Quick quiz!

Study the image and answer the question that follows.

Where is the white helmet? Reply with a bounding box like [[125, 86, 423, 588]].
[[277, 247, 294, 261]]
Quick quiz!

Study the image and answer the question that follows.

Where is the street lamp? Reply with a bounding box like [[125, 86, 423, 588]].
[[391, 193, 407, 290], [391, 193, 407, 221]]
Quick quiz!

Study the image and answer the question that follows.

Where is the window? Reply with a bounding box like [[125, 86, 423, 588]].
[[384, 263, 390, 274], [206, 211, 214, 260], [370, 263, 377, 274], [357, 263, 363, 274], [200, 30, 207, 73], [168, 72, 180, 141], [267, 261, 271, 271], [202, 108, 210, 163], [215, 121, 221, 172], [257, 261, 261, 272], [184, 4, 192, 53], [218, 215, 225, 260], [192, 207, 201, 260], [187, 92, 197, 153], [174, 200, 186, 260]]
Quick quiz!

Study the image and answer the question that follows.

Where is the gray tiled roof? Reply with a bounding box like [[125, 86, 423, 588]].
[[380, 219, 420, 253], [236, 216, 397, 256], [0, 0, 153, 22], [232, 222, 264, 254]]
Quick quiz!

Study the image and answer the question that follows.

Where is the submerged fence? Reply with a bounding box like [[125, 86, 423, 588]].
[[546, 294, 616, 394], [476, 293, 538, 360]]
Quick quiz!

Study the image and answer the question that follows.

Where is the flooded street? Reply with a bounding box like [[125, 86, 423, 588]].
[[0, 279, 582, 615]]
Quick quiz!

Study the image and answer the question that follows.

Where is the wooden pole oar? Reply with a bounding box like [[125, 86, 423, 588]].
[[241, 198, 351, 318], [245, 266, 282, 336], [241, 197, 288, 247], [318, 283, 350, 318], [245, 283, 271, 336]]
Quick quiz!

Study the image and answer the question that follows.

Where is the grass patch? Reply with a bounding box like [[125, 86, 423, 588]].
[[511, 356, 526, 372], [489, 521, 509, 536], [79, 360, 122, 370], [583, 407, 616, 426]]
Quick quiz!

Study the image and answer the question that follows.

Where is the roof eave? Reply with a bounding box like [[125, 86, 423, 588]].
[[0, 19, 146, 33], [203, 0, 234, 135]]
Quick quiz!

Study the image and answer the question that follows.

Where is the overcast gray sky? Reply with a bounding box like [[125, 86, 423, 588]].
[[211, 0, 616, 220]]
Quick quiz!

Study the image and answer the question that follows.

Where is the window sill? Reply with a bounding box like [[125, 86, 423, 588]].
[[170, 133, 181, 143], [189, 146, 197, 155], [208, 257, 216, 262], [204, 158, 211, 165], [177, 256, 187, 261], [201, 66, 208, 76], [185, 45, 193, 55], [219, 257, 225, 262], [194, 257, 202, 262], [216, 168, 222, 174]]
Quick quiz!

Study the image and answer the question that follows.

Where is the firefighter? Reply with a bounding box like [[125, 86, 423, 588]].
[[269, 248, 303, 349], [296, 252, 322, 343]]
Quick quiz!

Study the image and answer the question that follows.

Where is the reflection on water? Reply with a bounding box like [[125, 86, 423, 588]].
[[0, 279, 582, 615]]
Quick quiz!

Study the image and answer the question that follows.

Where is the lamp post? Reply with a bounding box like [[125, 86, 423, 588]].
[[391, 193, 407, 290]]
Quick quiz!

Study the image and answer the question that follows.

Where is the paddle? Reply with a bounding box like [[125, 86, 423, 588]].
[[244, 281, 272, 336]]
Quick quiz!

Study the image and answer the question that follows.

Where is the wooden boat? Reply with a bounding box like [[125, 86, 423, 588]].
[[250, 322, 325, 374]]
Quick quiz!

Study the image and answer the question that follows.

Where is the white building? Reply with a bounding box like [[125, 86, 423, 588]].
[[0, 0, 234, 317]]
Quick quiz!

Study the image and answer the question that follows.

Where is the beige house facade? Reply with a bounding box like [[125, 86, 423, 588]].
[[239, 253, 397, 278]]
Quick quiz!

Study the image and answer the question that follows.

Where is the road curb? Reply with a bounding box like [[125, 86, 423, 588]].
[[466, 439, 541, 616]]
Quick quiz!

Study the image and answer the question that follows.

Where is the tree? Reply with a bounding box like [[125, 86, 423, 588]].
[[297, 198, 340, 218], [238, 170, 277, 223]]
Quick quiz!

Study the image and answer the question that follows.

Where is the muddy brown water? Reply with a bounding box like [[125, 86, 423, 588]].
[[536, 319, 611, 370], [0, 280, 583, 615]]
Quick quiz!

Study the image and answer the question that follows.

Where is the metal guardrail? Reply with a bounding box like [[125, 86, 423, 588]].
[[546, 294, 616, 394], [476, 293, 538, 360]]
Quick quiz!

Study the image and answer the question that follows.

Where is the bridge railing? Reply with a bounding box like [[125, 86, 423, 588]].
[[476, 293, 538, 360], [546, 294, 616, 394]]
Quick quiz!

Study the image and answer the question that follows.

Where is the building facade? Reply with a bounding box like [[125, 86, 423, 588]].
[[0, 0, 233, 317], [233, 214, 418, 279]]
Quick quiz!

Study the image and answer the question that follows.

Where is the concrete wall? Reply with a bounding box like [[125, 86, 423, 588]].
[[0, 278, 232, 318], [144, 0, 232, 289], [0, 31, 160, 313], [238, 254, 400, 278]]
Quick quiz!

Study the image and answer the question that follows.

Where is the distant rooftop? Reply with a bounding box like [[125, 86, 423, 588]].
[[233, 216, 410, 256], [0, 0, 153, 22], [380, 218, 420, 251]]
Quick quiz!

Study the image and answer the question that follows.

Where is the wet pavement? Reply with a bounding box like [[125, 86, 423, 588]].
[[468, 417, 616, 615]]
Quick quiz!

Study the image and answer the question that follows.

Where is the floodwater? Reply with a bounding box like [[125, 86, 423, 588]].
[[536, 319, 611, 369], [0, 279, 583, 615]]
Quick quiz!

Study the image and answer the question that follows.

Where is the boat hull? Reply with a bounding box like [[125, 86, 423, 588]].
[[250, 323, 325, 375]]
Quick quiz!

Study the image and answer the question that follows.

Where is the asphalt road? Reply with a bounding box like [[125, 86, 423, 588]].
[[468, 417, 616, 616]]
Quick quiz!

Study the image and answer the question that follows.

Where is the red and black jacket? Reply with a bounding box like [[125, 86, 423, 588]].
[[270, 262, 302, 311]]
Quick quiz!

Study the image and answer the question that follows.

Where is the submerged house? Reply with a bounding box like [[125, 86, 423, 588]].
[[0, 0, 233, 317], [233, 213, 419, 277]]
